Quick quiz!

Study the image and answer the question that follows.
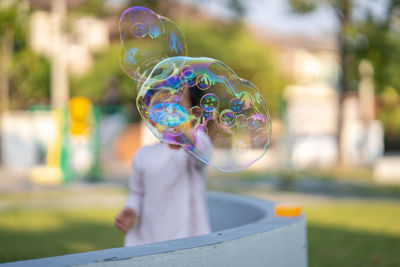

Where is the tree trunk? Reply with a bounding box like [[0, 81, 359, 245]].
[[0, 31, 13, 164], [335, 0, 351, 166], [337, 25, 347, 166]]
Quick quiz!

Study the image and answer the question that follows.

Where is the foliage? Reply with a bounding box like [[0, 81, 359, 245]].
[[70, 44, 137, 105], [289, 0, 318, 14], [0, 1, 27, 51], [71, 20, 285, 117], [9, 50, 50, 108], [379, 87, 400, 150], [353, 10, 400, 149], [354, 18, 400, 94], [179, 20, 285, 116], [0, 0, 51, 109], [69, 0, 108, 17], [289, 0, 400, 149]]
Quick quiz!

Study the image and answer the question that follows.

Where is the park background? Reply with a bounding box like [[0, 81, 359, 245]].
[[1, 0, 400, 266]]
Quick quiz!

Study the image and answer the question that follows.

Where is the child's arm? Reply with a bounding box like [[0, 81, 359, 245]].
[[115, 151, 143, 233]]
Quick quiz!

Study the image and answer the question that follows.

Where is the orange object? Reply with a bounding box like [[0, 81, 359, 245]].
[[274, 203, 302, 217]]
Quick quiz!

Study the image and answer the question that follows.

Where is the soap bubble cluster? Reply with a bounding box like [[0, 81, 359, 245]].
[[120, 7, 271, 172]]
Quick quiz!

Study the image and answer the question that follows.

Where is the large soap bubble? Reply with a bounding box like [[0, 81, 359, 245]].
[[120, 6, 187, 83], [137, 57, 271, 172], [120, 7, 271, 172]]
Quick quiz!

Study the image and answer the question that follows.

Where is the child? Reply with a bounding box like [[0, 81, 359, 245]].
[[114, 142, 210, 246]]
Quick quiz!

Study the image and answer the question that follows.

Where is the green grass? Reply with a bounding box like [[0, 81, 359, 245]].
[[0, 188, 126, 263], [305, 201, 400, 267], [0, 188, 400, 266], [0, 209, 124, 262]]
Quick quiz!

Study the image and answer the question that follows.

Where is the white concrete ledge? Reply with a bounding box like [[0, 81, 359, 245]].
[[2, 192, 307, 267]]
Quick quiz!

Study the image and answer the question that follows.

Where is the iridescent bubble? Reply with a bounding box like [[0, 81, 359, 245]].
[[196, 74, 212, 90], [220, 109, 236, 127], [190, 106, 203, 118], [120, 6, 187, 82], [148, 24, 161, 38], [167, 125, 185, 136], [236, 114, 247, 127], [203, 111, 214, 120], [200, 93, 219, 112], [247, 113, 266, 129], [148, 102, 187, 127], [136, 56, 271, 171], [121, 7, 272, 172], [132, 23, 147, 38], [230, 98, 243, 113], [181, 65, 196, 87], [253, 127, 270, 146]]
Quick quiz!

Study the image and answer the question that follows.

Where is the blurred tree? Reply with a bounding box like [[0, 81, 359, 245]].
[[0, 1, 50, 110], [289, 0, 369, 162], [10, 50, 50, 108], [226, 0, 246, 20], [379, 87, 400, 150], [290, 0, 400, 151], [72, 20, 284, 117], [355, 16, 400, 94], [0, 0, 27, 113], [290, 0, 354, 95], [69, 0, 107, 17], [124, 0, 176, 16], [353, 1, 400, 150], [198, 0, 246, 21], [70, 43, 140, 120], [180, 20, 285, 116]]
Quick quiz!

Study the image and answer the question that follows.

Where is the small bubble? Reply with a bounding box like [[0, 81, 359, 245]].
[[203, 111, 213, 120], [181, 65, 194, 77], [201, 93, 219, 112], [253, 127, 269, 146], [236, 114, 247, 127], [190, 106, 203, 118], [220, 109, 236, 127], [181, 66, 196, 87], [196, 74, 212, 90], [230, 98, 243, 113], [167, 125, 184, 136], [132, 23, 147, 38], [247, 113, 266, 129]]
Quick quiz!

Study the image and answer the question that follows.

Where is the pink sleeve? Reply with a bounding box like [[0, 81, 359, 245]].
[[125, 151, 143, 215]]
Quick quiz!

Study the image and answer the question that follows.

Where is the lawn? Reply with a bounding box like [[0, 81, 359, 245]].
[[0, 185, 400, 266], [305, 201, 400, 267], [0, 187, 126, 263]]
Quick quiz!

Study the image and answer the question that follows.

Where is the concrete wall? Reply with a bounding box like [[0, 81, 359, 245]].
[[2, 192, 307, 267]]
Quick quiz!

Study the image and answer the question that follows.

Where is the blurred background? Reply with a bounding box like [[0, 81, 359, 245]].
[[1, 0, 400, 266]]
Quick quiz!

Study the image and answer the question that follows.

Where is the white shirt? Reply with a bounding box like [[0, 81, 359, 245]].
[[124, 143, 210, 246]]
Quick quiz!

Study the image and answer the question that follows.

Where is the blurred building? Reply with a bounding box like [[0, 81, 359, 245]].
[[255, 30, 384, 170], [260, 33, 340, 169]]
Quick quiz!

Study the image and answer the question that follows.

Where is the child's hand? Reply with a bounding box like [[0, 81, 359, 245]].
[[115, 207, 136, 233]]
